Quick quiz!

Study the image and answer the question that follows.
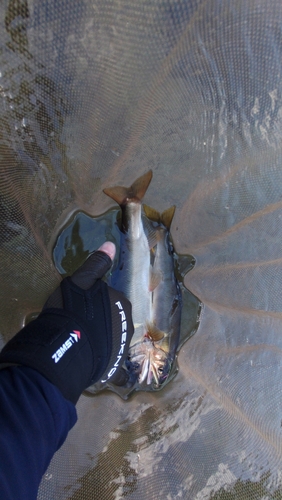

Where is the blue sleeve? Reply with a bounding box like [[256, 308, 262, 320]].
[[0, 365, 77, 500]]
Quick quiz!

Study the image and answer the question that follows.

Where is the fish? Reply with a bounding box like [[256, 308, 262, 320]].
[[132, 204, 182, 387], [103, 172, 181, 390], [103, 171, 155, 345]]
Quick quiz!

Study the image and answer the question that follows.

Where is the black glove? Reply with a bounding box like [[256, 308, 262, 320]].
[[0, 246, 134, 404]]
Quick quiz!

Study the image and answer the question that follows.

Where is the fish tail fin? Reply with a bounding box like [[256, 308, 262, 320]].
[[103, 170, 152, 205], [131, 170, 153, 201], [143, 204, 176, 229], [160, 206, 175, 230], [143, 204, 161, 222], [103, 185, 129, 205]]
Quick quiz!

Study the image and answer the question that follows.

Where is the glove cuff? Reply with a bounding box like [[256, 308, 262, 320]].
[[0, 309, 102, 404]]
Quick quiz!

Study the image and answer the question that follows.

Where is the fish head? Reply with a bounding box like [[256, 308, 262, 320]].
[[127, 338, 171, 388]]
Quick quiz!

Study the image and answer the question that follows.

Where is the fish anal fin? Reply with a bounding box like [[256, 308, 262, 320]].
[[161, 206, 176, 229], [146, 322, 165, 341], [149, 266, 162, 291]]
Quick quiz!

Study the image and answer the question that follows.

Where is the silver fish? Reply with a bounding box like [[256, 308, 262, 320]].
[[131, 205, 182, 387], [103, 171, 154, 346]]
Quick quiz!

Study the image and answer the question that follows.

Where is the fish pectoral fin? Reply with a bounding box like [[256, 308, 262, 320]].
[[139, 357, 149, 383], [149, 266, 162, 291], [146, 322, 165, 341], [150, 361, 160, 385], [142, 214, 158, 249], [176, 254, 195, 279]]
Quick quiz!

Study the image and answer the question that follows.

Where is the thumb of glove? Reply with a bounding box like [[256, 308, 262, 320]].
[[44, 242, 115, 309], [71, 241, 115, 289]]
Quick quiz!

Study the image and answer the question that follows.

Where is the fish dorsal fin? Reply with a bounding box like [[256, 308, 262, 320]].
[[146, 322, 165, 341], [149, 265, 162, 291], [103, 170, 152, 206], [161, 206, 175, 229], [143, 204, 160, 223]]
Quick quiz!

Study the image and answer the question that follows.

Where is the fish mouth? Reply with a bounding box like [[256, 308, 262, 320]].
[[126, 337, 171, 388]]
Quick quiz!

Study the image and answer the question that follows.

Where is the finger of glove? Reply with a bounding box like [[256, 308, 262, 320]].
[[71, 251, 112, 290]]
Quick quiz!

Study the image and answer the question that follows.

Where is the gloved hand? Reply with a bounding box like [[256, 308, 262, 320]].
[[0, 242, 134, 404]]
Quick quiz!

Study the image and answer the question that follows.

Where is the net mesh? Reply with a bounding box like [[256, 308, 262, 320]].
[[1, 0, 282, 498]]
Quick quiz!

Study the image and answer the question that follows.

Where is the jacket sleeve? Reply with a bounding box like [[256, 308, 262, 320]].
[[0, 365, 77, 500]]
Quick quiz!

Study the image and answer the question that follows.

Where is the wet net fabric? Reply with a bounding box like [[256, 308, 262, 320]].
[[1, 0, 282, 498]]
